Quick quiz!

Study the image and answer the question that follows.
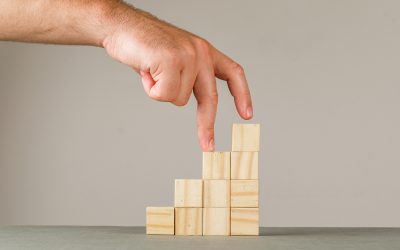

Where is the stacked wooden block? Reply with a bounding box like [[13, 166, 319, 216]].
[[146, 124, 260, 236]]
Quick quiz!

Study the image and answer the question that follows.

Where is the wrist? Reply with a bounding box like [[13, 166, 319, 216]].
[[86, 0, 120, 47], [96, 1, 139, 48]]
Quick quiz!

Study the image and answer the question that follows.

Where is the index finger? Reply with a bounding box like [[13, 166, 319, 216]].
[[213, 49, 253, 120], [193, 68, 218, 152]]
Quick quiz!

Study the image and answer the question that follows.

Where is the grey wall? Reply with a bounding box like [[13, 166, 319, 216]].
[[1, 0, 400, 227]]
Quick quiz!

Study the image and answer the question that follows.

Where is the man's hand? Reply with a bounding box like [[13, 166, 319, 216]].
[[0, 0, 253, 151], [102, 5, 253, 151]]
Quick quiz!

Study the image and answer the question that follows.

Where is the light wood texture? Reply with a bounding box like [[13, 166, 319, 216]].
[[231, 180, 259, 207], [203, 180, 230, 208], [231, 208, 259, 235], [146, 207, 174, 235], [202, 152, 230, 179], [203, 208, 230, 235], [175, 208, 203, 235], [231, 124, 260, 152], [174, 179, 203, 207], [231, 152, 258, 179]]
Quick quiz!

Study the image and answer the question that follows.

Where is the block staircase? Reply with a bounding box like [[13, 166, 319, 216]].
[[146, 124, 260, 236]]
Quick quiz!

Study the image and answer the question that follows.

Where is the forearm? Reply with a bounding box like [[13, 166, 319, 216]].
[[0, 0, 130, 46], [0, 0, 253, 151]]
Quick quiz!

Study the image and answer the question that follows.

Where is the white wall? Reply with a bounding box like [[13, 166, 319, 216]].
[[1, 0, 400, 226]]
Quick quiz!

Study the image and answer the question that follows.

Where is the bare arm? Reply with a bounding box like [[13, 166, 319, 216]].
[[0, 0, 253, 151]]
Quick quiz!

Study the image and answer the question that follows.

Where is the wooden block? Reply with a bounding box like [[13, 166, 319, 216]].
[[146, 207, 174, 235], [202, 152, 230, 179], [175, 208, 203, 235], [174, 179, 203, 207], [231, 208, 259, 235], [231, 180, 259, 207], [175, 179, 203, 207], [232, 124, 260, 152], [203, 180, 230, 207], [231, 152, 258, 179], [203, 208, 230, 235]]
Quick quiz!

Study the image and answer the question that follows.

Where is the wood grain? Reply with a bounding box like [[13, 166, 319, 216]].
[[174, 179, 203, 207], [231, 124, 260, 152], [202, 152, 230, 179], [146, 207, 174, 235], [231, 208, 259, 235], [175, 208, 203, 235], [231, 180, 259, 207], [203, 208, 230, 235], [203, 180, 230, 208], [231, 152, 258, 179]]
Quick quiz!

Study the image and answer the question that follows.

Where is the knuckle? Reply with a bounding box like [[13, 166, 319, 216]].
[[166, 93, 179, 102], [198, 92, 218, 106], [165, 49, 183, 67], [210, 93, 219, 105], [173, 98, 189, 107], [194, 38, 211, 56], [197, 125, 214, 134], [232, 62, 245, 76], [207, 92, 219, 106], [149, 90, 175, 102], [183, 46, 197, 62], [149, 90, 164, 102]]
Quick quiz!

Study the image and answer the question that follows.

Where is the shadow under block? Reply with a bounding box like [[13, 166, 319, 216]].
[[202, 152, 230, 179], [203, 180, 230, 208], [146, 207, 175, 235], [231, 208, 259, 235], [231, 180, 259, 207], [174, 179, 203, 207], [203, 208, 230, 235], [231, 152, 258, 180], [175, 208, 203, 235], [231, 124, 260, 152]]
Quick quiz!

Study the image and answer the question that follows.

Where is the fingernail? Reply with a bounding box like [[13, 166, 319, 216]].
[[208, 138, 215, 151], [246, 106, 253, 119]]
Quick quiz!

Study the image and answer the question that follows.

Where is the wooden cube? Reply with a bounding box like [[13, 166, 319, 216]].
[[203, 180, 230, 208], [232, 124, 260, 152], [231, 180, 259, 207], [202, 152, 230, 179], [231, 208, 259, 235], [146, 207, 174, 235], [174, 179, 203, 207], [231, 152, 258, 179], [203, 208, 230, 235], [175, 208, 203, 235]]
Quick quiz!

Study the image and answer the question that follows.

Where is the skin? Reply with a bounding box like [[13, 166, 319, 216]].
[[0, 0, 253, 151]]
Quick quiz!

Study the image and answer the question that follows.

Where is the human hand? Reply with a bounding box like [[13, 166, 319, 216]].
[[102, 5, 253, 151]]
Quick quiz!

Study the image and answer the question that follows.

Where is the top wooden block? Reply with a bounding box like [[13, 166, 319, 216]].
[[232, 124, 260, 152], [202, 152, 230, 179]]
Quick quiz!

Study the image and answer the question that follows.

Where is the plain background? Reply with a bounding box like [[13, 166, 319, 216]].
[[1, 0, 400, 227]]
